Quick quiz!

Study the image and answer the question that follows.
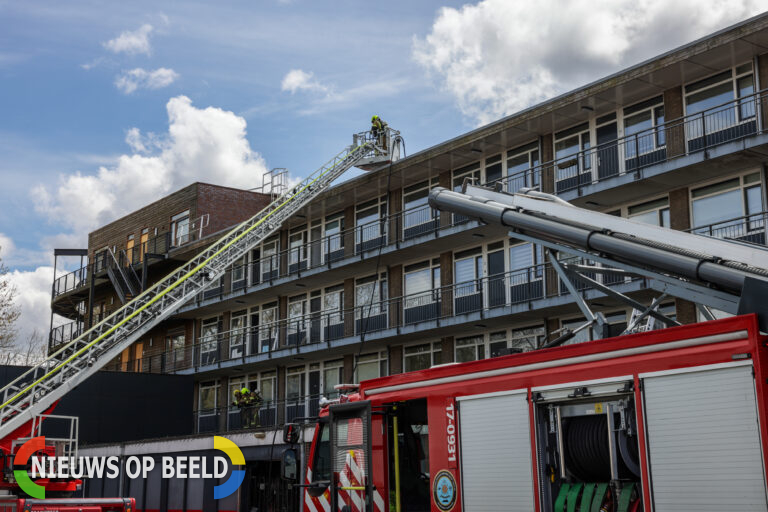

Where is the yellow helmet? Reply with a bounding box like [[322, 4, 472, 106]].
[[371, 115, 378, 121], [241, 387, 250, 394]]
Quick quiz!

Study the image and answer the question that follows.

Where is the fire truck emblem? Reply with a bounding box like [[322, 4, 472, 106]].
[[433, 470, 456, 511]]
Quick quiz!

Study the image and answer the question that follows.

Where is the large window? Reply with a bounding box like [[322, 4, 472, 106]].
[[171, 210, 190, 246], [287, 295, 307, 345], [454, 248, 483, 297], [166, 332, 185, 364], [455, 335, 484, 363], [323, 285, 344, 327], [623, 96, 665, 158], [355, 351, 388, 383], [322, 360, 344, 399], [288, 227, 307, 270], [198, 381, 218, 413], [510, 326, 546, 352], [229, 311, 247, 358], [403, 179, 438, 235], [685, 64, 755, 138], [404, 260, 440, 309], [356, 198, 387, 249], [324, 212, 344, 255], [404, 342, 441, 372], [506, 142, 540, 193], [261, 238, 279, 279], [628, 197, 670, 227], [259, 304, 278, 352], [554, 123, 591, 185], [200, 318, 219, 364], [690, 172, 763, 229]]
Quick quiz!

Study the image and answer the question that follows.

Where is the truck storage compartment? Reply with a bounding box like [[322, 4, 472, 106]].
[[533, 379, 642, 511], [642, 363, 767, 511], [457, 390, 535, 511]]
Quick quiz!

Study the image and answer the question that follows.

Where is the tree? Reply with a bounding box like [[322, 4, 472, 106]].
[[0, 330, 46, 367], [0, 248, 19, 349]]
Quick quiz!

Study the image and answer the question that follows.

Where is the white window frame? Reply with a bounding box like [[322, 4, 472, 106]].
[[505, 142, 540, 193], [171, 210, 191, 246], [355, 351, 388, 383], [403, 341, 442, 373]]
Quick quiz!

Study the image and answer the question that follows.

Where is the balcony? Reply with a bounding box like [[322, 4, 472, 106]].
[[48, 319, 84, 352], [189, 203, 478, 308], [688, 211, 768, 247], [152, 262, 646, 374], [492, 89, 768, 198]]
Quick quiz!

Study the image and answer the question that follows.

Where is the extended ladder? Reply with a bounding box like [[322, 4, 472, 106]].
[[0, 135, 383, 438]]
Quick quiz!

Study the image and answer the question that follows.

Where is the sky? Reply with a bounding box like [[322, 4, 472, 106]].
[[0, 0, 764, 346]]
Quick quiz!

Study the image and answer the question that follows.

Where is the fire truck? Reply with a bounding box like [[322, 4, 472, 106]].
[[295, 184, 768, 512]]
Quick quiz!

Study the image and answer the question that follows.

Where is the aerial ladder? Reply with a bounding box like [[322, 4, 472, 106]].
[[0, 128, 401, 440], [428, 182, 768, 343]]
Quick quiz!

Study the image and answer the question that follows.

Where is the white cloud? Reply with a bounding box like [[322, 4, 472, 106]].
[[0, 234, 15, 260], [413, 0, 764, 125], [115, 67, 179, 94], [33, 96, 269, 237], [103, 24, 154, 56], [6, 266, 59, 347], [281, 69, 328, 94]]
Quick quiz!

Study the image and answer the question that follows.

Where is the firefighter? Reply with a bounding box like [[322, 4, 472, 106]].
[[239, 387, 251, 429], [232, 389, 242, 408], [371, 115, 388, 151]]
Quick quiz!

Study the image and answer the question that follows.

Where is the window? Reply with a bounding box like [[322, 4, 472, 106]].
[[604, 311, 628, 338], [489, 331, 509, 358], [126, 234, 135, 264], [455, 335, 484, 363], [166, 332, 185, 363], [324, 213, 344, 255], [355, 274, 387, 319], [628, 197, 670, 227], [355, 352, 387, 383], [403, 179, 438, 232], [261, 238, 279, 278], [232, 256, 246, 284], [623, 96, 665, 158], [454, 248, 482, 297], [484, 154, 502, 183], [140, 228, 149, 261], [404, 260, 440, 309], [198, 381, 218, 413], [229, 312, 247, 358], [259, 305, 278, 352], [288, 295, 307, 344], [200, 318, 219, 363], [506, 142, 540, 193], [171, 210, 190, 246], [323, 360, 344, 399], [260, 371, 276, 402], [453, 163, 481, 191], [510, 326, 546, 351], [554, 123, 591, 182], [323, 286, 344, 326], [356, 198, 387, 247], [287, 366, 306, 401], [289, 227, 307, 269], [691, 172, 763, 229], [404, 342, 441, 372], [685, 64, 755, 137], [509, 242, 543, 279]]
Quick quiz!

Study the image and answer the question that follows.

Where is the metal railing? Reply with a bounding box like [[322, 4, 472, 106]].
[[193, 394, 335, 434], [198, 204, 464, 300], [127, 261, 642, 372], [687, 211, 768, 246], [492, 89, 766, 195], [48, 320, 84, 352]]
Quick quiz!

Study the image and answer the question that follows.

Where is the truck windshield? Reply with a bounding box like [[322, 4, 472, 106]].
[[312, 422, 331, 482]]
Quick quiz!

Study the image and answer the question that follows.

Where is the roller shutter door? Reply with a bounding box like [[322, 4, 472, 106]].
[[458, 391, 534, 511], [643, 364, 767, 511]]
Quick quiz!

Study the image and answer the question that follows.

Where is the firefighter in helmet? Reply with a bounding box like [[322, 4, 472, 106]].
[[371, 115, 388, 151]]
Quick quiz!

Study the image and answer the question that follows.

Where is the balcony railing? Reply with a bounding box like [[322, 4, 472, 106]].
[[192, 393, 335, 434], [687, 211, 768, 247], [48, 320, 84, 351], [129, 261, 642, 372], [491, 89, 767, 195]]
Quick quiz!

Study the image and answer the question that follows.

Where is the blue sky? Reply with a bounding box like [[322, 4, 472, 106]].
[[1, 0, 763, 344]]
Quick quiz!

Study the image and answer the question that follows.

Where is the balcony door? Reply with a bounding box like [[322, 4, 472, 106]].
[[596, 117, 618, 179]]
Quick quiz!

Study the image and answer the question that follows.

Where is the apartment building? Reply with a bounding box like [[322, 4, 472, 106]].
[[55, 13, 768, 512]]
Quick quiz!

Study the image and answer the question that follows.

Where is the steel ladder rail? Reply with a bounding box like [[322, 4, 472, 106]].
[[0, 140, 375, 438]]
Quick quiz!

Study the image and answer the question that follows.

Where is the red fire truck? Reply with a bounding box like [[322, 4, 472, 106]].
[[295, 184, 768, 512], [300, 314, 768, 512]]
